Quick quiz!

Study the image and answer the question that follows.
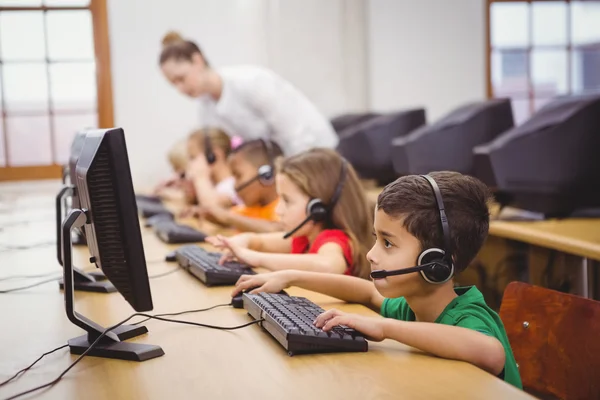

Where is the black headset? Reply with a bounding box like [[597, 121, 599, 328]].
[[370, 174, 455, 284], [234, 139, 275, 192], [283, 159, 348, 239], [204, 132, 216, 165]]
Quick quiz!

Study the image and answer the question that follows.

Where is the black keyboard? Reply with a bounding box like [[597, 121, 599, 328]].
[[154, 220, 207, 244], [175, 245, 255, 286], [137, 200, 173, 218], [243, 293, 368, 356]]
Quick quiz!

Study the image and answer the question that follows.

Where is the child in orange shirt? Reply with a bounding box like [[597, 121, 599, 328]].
[[196, 139, 283, 233], [206, 148, 374, 279]]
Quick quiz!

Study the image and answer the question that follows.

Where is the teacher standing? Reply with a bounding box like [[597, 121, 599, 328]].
[[159, 32, 338, 155]]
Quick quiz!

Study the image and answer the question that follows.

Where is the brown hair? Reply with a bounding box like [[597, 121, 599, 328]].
[[279, 149, 374, 279], [376, 171, 492, 274], [159, 31, 209, 66], [188, 128, 232, 157], [230, 139, 284, 168]]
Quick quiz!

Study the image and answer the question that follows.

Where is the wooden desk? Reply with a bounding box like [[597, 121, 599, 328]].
[[0, 182, 533, 400]]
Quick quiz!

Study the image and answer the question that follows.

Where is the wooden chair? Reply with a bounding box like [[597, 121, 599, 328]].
[[500, 282, 600, 400]]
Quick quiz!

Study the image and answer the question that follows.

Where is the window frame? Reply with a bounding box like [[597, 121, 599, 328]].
[[486, 0, 600, 121], [0, 0, 113, 181]]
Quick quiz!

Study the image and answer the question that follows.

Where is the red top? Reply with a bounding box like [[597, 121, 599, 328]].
[[291, 229, 354, 275]]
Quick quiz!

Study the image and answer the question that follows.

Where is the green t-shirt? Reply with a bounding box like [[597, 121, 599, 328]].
[[381, 286, 522, 389]]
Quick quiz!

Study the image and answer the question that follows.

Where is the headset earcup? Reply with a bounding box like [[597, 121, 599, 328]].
[[257, 165, 274, 185], [417, 248, 454, 284], [206, 152, 216, 165], [306, 198, 328, 222]]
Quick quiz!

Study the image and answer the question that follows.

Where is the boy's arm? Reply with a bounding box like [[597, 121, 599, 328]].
[[234, 270, 384, 312], [315, 313, 505, 375]]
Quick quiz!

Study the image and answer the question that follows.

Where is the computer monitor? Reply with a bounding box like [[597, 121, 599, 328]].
[[391, 99, 514, 176], [330, 112, 380, 135], [56, 132, 110, 292], [337, 109, 426, 185], [60, 127, 163, 361], [473, 93, 600, 218]]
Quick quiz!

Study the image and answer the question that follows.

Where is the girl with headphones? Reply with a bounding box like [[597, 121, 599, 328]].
[[206, 148, 374, 279]]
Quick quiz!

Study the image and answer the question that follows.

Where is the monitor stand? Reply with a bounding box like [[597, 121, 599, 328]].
[[62, 209, 164, 361], [56, 186, 114, 293]]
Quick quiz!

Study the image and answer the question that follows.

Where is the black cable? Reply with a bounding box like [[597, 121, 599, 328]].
[[0, 272, 61, 282], [148, 267, 181, 279], [0, 344, 68, 388], [0, 277, 61, 294], [3, 314, 264, 400], [0, 241, 55, 252], [132, 303, 231, 325]]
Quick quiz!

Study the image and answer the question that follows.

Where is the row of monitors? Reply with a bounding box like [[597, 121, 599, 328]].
[[334, 93, 600, 217]]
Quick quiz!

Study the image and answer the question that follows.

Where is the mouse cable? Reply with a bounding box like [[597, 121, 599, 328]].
[[0, 241, 55, 253], [2, 313, 264, 400], [0, 272, 61, 282], [148, 267, 182, 280], [0, 344, 69, 388], [0, 303, 230, 388], [132, 302, 231, 325], [0, 277, 61, 294]]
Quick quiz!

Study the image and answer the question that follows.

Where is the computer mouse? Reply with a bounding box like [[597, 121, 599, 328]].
[[231, 288, 288, 309], [164, 251, 177, 262]]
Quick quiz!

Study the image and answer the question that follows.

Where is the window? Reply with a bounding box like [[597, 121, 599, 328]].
[[488, 0, 600, 124], [0, 0, 112, 181]]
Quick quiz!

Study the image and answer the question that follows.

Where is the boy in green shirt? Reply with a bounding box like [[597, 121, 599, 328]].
[[229, 171, 522, 389]]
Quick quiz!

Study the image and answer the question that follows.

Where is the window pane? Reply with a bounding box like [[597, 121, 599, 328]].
[[0, 11, 46, 61], [492, 50, 529, 97], [532, 2, 567, 46], [44, 0, 90, 5], [572, 49, 600, 93], [512, 98, 531, 125], [571, 1, 600, 46], [491, 2, 529, 48], [2, 63, 49, 113], [532, 50, 568, 97], [49, 62, 96, 111], [46, 11, 94, 60], [6, 115, 52, 166], [52, 113, 96, 164], [0, 0, 41, 5]]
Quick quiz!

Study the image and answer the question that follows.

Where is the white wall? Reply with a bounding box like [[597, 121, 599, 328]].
[[367, 0, 487, 121], [106, 0, 367, 187]]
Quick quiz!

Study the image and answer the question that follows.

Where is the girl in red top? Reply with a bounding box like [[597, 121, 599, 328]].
[[206, 148, 373, 279]]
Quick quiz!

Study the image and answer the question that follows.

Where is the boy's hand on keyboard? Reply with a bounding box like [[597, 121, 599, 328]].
[[232, 271, 290, 296], [313, 309, 386, 342]]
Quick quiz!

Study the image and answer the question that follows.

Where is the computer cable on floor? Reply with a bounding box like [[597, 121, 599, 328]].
[[132, 302, 231, 325], [0, 272, 61, 282], [0, 241, 55, 252], [2, 313, 264, 400]]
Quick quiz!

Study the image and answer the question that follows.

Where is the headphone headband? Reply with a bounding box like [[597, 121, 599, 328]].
[[260, 138, 275, 170], [204, 130, 216, 164], [328, 159, 348, 211], [420, 175, 452, 264]]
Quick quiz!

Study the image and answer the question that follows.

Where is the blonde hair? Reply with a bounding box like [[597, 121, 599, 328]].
[[159, 31, 208, 66], [188, 128, 232, 157], [167, 139, 188, 173], [279, 148, 374, 280]]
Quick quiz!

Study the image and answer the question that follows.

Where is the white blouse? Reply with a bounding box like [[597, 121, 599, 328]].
[[198, 65, 338, 155]]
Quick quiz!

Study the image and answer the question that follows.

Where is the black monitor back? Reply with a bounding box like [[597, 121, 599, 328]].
[[336, 109, 426, 184], [473, 93, 600, 216], [68, 131, 87, 210], [75, 128, 153, 311], [391, 99, 514, 176], [331, 112, 381, 134]]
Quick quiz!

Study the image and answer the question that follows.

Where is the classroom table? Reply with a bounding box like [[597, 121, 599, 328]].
[[0, 181, 533, 400]]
